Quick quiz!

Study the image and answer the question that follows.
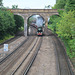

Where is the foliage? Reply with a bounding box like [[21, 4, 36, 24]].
[[56, 11, 75, 39], [0, 9, 24, 43], [53, 0, 75, 12], [53, 0, 66, 9], [69, 23, 75, 58], [45, 5, 52, 9], [14, 15, 24, 32], [48, 10, 63, 33], [0, 9, 16, 39], [48, 10, 75, 58], [65, 0, 75, 12], [50, 0, 75, 58], [56, 11, 75, 58], [12, 5, 18, 9], [0, 0, 3, 8], [0, 35, 14, 43], [48, 15, 59, 33]]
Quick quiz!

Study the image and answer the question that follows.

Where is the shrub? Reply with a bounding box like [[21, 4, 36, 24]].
[[14, 15, 24, 32], [56, 10, 75, 58], [0, 9, 16, 39]]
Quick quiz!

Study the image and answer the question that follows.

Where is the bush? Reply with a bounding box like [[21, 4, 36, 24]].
[[48, 16, 60, 33], [56, 10, 75, 58], [56, 11, 75, 40], [0, 9, 16, 39], [14, 15, 24, 32], [48, 10, 75, 58], [48, 10, 64, 33]]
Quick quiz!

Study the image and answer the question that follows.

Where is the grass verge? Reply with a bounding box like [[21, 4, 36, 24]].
[[0, 35, 14, 44]]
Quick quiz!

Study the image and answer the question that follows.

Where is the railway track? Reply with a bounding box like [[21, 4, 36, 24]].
[[0, 36, 33, 74], [46, 27, 74, 75], [0, 35, 42, 75], [14, 37, 42, 75], [0, 36, 21, 48], [0, 26, 37, 61], [0, 26, 74, 75], [0, 37, 29, 63]]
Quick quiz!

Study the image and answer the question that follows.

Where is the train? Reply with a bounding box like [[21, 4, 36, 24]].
[[37, 27, 44, 36]]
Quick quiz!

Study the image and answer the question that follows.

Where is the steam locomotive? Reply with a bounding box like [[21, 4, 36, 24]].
[[37, 27, 44, 36]]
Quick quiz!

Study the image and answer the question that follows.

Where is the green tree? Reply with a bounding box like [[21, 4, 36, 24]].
[[48, 15, 61, 33], [49, 0, 75, 59], [12, 5, 18, 9], [14, 15, 24, 32], [0, 0, 3, 8], [45, 5, 52, 9], [56, 11, 75, 58], [65, 0, 75, 12], [0, 9, 16, 39], [53, 0, 66, 9], [48, 10, 63, 33], [56, 11, 75, 39]]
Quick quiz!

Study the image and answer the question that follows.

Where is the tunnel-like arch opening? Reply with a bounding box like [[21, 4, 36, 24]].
[[14, 15, 24, 36], [27, 14, 45, 36]]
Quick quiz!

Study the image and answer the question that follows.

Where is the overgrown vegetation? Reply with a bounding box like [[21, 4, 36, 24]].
[[48, 0, 75, 58], [0, 35, 14, 43], [56, 11, 75, 58], [0, 9, 16, 40], [14, 15, 24, 32], [0, 0, 24, 43], [0, 9, 24, 43], [0, 0, 3, 7]]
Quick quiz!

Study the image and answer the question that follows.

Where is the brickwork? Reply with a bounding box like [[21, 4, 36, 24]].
[[9, 9, 59, 36]]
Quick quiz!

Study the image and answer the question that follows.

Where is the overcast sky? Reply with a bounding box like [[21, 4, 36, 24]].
[[3, 0, 56, 9]]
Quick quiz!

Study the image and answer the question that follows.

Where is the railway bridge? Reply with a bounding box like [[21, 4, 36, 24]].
[[9, 9, 59, 36]]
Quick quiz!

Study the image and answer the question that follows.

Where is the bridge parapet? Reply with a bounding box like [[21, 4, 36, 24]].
[[7, 9, 63, 36], [9, 9, 58, 13]]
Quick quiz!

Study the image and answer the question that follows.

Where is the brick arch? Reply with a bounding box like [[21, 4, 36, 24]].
[[27, 14, 45, 22], [8, 9, 63, 36], [26, 13, 50, 26], [13, 13, 25, 20]]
